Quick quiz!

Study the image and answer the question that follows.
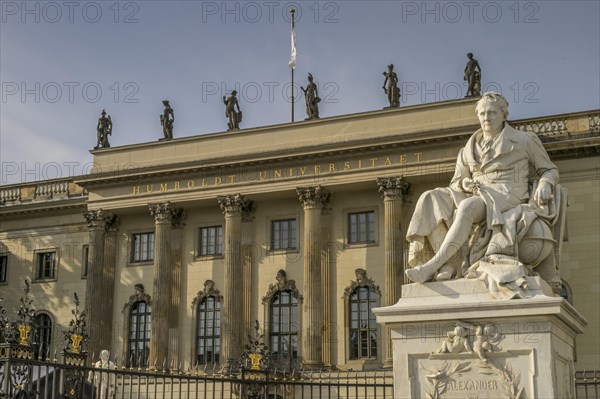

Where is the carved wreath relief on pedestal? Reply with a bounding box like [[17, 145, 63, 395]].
[[422, 321, 525, 399]]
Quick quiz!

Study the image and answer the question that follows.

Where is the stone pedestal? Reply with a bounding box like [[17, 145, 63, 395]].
[[373, 277, 587, 399]]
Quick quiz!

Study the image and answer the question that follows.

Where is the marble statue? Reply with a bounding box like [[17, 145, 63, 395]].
[[382, 64, 400, 107], [160, 100, 174, 139], [88, 349, 116, 399], [405, 92, 563, 298], [223, 90, 242, 130], [464, 53, 482, 97], [95, 110, 112, 149], [300, 73, 320, 119]]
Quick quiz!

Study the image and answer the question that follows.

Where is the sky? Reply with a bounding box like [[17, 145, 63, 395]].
[[1, 0, 599, 185]]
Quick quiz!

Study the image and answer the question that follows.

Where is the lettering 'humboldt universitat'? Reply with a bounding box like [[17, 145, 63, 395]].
[[132, 152, 424, 195]]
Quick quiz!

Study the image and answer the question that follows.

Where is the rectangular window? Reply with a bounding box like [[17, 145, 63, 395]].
[[199, 226, 223, 257], [131, 233, 154, 262], [348, 211, 376, 244], [0, 255, 7, 284], [36, 252, 57, 280], [271, 219, 297, 250], [82, 245, 89, 278]]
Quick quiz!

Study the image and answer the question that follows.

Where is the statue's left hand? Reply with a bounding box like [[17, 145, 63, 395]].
[[533, 181, 553, 207]]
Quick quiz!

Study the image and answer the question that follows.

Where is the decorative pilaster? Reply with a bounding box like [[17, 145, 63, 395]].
[[169, 208, 185, 369], [148, 202, 174, 370], [218, 194, 254, 367], [241, 208, 255, 340], [82, 209, 116, 357], [377, 176, 411, 368], [297, 186, 332, 369], [320, 199, 334, 369]]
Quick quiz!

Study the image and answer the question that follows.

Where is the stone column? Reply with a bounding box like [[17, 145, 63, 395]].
[[320, 201, 334, 369], [218, 194, 254, 367], [169, 209, 185, 370], [297, 186, 332, 370], [83, 209, 116, 358], [241, 209, 256, 339], [148, 202, 174, 370], [377, 176, 411, 368]]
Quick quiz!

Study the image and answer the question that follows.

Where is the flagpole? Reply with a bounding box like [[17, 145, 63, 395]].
[[290, 8, 295, 123]]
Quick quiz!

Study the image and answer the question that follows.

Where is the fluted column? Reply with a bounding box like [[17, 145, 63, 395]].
[[320, 201, 334, 369], [218, 194, 254, 367], [148, 202, 174, 370], [377, 177, 411, 368], [83, 209, 115, 358], [297, 186, 332, 369], [169, 209, 185, 369], [241, 209, 255, 339]]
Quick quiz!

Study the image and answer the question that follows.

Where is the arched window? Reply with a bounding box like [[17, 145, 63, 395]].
[[129, 301, 151, 367], [196, 296, 221, 365], [33, 313, 53, 359], [270, 290, 299, 360], [349, 286, 378, 359], [343, 268, 381, 361]]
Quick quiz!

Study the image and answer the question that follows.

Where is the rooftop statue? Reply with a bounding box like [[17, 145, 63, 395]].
[[382, 64, 400, 107], [223, 90, 242, 130], [301, 73, 320, 119], [160, 100, 174, 140], [95, 109, 112, 149], [464, 52, 482, 97], [405, 92, 565, 299]]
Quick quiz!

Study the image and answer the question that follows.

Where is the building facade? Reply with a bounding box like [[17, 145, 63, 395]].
[[1, 98, 598, 373]]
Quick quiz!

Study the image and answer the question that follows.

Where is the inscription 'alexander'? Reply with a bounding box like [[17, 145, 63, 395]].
[[132, 153, 424, 196]]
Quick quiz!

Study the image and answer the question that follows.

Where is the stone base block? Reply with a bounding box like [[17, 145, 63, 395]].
[[373, 277, 587, 399]]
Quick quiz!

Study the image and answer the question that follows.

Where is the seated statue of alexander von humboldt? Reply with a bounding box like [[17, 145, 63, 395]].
[[405, 92, 562, 298]]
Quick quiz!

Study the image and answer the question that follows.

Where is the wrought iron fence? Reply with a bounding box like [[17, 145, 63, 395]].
[[576, 370, 600, 399], [0, 348, 393, 399]]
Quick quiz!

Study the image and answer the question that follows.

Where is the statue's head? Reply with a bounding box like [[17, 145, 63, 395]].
[[355, 268, 366, 283], [134, 283, 144, 295], [276, 269, 287, 286], [100, 349, 109, 362], [467, 52, 473, 59], [101, 109, 106, 115], [231, 90, 238, 96], [307, 73, 313, 81], [476, 92, 509, 135], [162, 100, 170, 106], [204, 280, 214, 292], [388, 64, 393, 70]]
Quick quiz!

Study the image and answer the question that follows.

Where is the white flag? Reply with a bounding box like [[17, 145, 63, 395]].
[[288, 22, 296, 69]]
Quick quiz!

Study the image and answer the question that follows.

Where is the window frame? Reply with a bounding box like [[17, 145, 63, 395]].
[[0, 254, 8, 285], [348, 286, 379, 360], [128, 300, 152, 368], [343, 207, 380, 248], [270, 218, 298, 251], [33, 312, 53, 360], [130, 232, 155, 264], [196, 225, 224, 259], [269, 290, 299, 361], [195, 295, 221, 365], [33, 249, 59, 282]]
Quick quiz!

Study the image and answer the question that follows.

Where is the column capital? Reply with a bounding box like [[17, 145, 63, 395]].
[[297, 186, 332, 210], [83, 209, 114, 229], [217, 194, 254, 217], [377, 176, 412, 203], [149, 202, 174, 222]]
